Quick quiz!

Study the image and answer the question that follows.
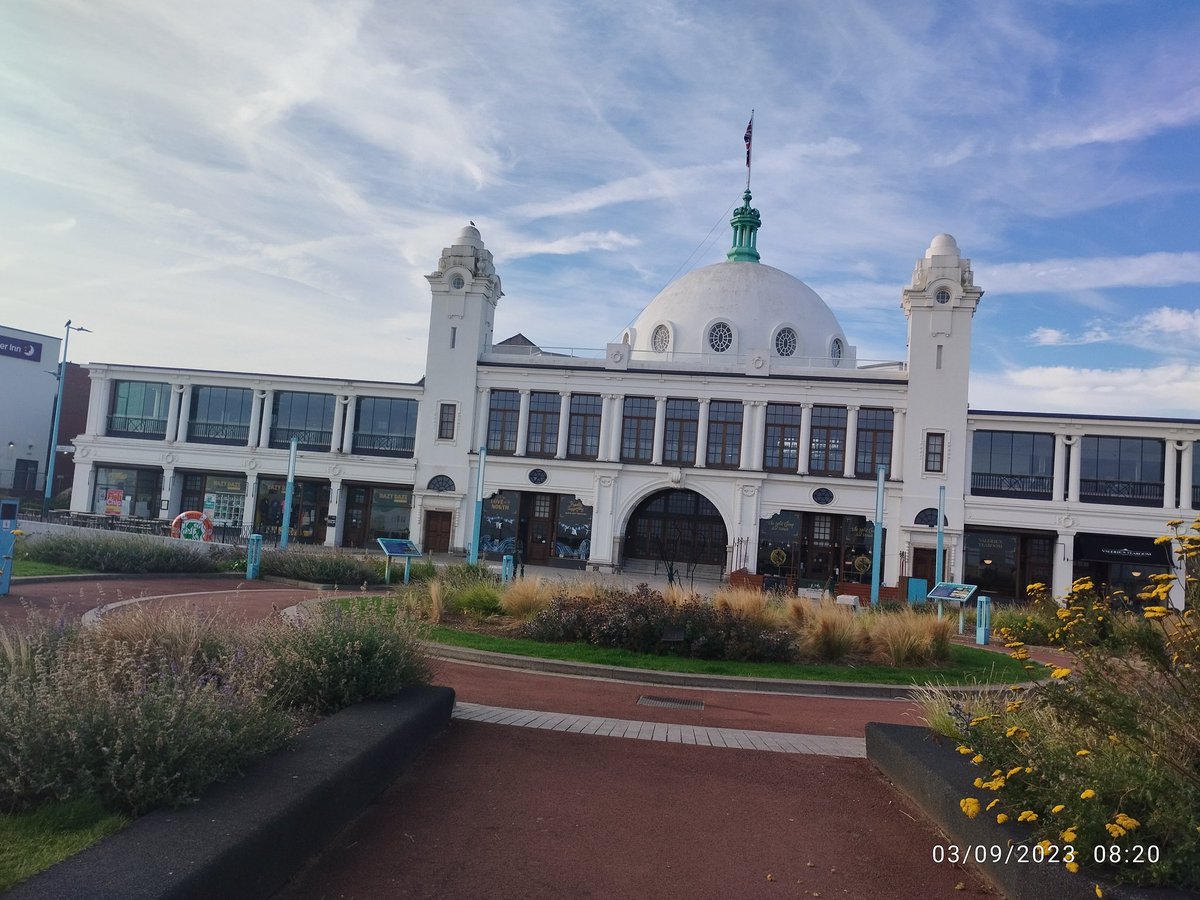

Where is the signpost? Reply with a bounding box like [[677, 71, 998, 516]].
[[377, 538, 423, 585], [927, 581, 978, 629]]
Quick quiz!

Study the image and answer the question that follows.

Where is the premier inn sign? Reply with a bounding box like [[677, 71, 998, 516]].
[[0, 335, 43, 363]]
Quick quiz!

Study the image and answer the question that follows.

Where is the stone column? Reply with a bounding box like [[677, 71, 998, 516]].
[[1053, 532, 1075, 600], [342, 396, 358, 455], [1181, 441, 1196, 511], [797, 403, 813, 475], [87, 375, 112, 435], [514, 389, 531, 456], [159, 466, 175, 519], [248, 390, 266, 449], [474, 388, 490, 451], [555, 392, 571, 459], [1052, 434, 1068, 502], [331, 396, 347, 453], [325, 479, 343, 547], [165, 385, 183, 445], [242, 473, 259, 536], [737, 403, 754, 470], [842, 406, 859, 478], [1164, 442, 1181, 510], [695, 399, 710, 468], [651, 396, 667, 465], [258, 390, 275, 448], [890, 409, 905, 478], [1065, 436, 1081, 503], [175, 387, 192, 443]]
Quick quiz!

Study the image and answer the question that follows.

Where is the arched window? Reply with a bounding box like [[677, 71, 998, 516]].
[[774, 327, 797, 357], [708, 322, 733, 353]]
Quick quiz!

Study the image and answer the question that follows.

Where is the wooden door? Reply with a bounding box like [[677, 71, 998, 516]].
[[525, 493, 554, 564], [912, 548, 946, 584], [424, 510, 452, 554]]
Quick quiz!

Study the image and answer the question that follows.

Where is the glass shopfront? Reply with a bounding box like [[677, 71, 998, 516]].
[[92, 466, 162, 517], [254, 478, 330, 544], [342, 484, 412, 548]]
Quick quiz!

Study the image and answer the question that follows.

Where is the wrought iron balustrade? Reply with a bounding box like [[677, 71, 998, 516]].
[[970, 472, 1053, 499], [269, 428, 333, 451], [107, 416, 168, 439], [1080, 478, 1164, 507], [350, 433, 415, 457], [187, 421, 251, 445]]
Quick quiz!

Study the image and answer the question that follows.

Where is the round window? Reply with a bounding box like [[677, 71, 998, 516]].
[[451, 274, 465, 290], [831, 338, 844, 366], [528, 468, 548, 485], [812, 488, 834, 505], [708, 322, 733, 353], [774, 327, 797, 357], [651, 324, 670, 353], [935, 289, 951, 304]]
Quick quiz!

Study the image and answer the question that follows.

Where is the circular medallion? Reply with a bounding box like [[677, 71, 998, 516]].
[[528, 468, 548, 485], [812, 488, 834, 505]]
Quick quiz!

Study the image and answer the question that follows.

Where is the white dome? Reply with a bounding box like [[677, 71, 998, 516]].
[[626, 260, 851, 365]]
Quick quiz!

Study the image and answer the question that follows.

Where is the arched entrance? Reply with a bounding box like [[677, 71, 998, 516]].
[[623, 489, 727, 568]]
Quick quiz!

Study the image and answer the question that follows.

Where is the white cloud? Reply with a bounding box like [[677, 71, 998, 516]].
[[982, 253, 1200, 295], [971, 363, 1200, 418]]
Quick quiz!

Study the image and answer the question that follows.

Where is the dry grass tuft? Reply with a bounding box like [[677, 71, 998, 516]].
[[802, 604, 865, 661], [428, 580, 445, 624], [866, 609, 931, 667], [785, 597, 813, 631], [501, 578, 556, 619], [713, 586, 772, 627], [662, 584, 701, 609]]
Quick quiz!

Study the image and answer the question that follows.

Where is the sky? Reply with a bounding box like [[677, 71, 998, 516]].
[[2, 0, 1199, 416]]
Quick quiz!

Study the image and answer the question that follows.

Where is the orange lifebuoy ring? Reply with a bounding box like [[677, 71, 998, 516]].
[[171, 510, 214, 542]]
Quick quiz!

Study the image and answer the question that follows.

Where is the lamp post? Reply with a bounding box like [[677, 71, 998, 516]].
[[42, 320, 91, 518]]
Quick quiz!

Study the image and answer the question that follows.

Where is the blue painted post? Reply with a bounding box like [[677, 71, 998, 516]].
[[246, 534, 262, 580], [403, 555, 412, 585], [0, 529, 14, 597], [501, 554, 514, 584], [280, 436, 298, 550], [468, 447, 487, 565], [935, 484, 945, 586], [870, 464, 885, 606], [976, 596, 992, 645]]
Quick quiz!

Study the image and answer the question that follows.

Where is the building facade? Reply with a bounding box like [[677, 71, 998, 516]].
[[0, 326, 62, 500], [67, 195, 1197, 605]]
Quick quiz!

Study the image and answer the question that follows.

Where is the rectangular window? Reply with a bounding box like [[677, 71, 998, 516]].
[[970, 430, 1054, 498], [621, 396, 656, 463], [108, 380, 171, 439], [855, 408, 894, 478], [352, 397, 418, 457], [706, 400, 743, 468], [809, 405, 847, 475], [438, 403, 456, 440], [1079, 435, 1165, 506], [663, 399, 698, 466], [271, 391, 336, 450], [188, 386, 253, 445], [486, 389, 520, 454], [566, 394, 602, 459], [526, 392, 561, 458], [763, 403, 802, 472], [924, 432, 946, 473]]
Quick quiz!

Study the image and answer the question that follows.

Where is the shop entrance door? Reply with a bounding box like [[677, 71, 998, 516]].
[[524, 493, 554, 565], [912, 548, 947, 584], [424, 510, 452, 554]]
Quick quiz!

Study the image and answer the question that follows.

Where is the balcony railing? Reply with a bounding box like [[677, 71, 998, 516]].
[[269, 428, 333, 451], [107, 416, 168, 439], [187, 421, 251, 445], [1080, 478, 1164, 507], [351, 433, 415, 457], [971, 472, 1053, 500]]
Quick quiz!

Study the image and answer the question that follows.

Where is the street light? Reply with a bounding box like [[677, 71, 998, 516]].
[[42, 320, 91, 518]]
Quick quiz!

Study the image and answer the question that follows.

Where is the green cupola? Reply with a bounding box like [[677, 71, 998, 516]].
[[726, 189, 761, 262]]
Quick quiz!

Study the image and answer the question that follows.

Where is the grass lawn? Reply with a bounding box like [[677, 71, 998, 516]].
[[10, 559, 92, 577], [0, 797, 129, 892], [426, 625, 1039, 685]]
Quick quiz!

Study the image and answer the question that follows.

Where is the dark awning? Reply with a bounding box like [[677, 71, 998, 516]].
[[1074, 532, 1171, 567]]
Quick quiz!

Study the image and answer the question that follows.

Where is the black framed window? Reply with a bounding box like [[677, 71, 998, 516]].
[[486, 390, 521, 454], [188, 386, 253, 445], [855, 408, 894, 478], [970, 430, 1054, 498], [108, 380, 171, 439], [271, 391, 335, 450], [621, 396, 656, 463], [706, 400, 743, 468], [663, 399, 698, 466], [809, 405, 847, 475], [763, 403, 802, 472], [437, 403, 456, 440], [567, 394, 602, 459], [1080, 436, 1164, 506], [353, 397, 417, 457], [924, 432, 946, 473], [527, 392, 560, 458]]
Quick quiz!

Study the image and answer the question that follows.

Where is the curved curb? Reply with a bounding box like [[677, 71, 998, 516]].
[[11, 572, 245, 586], [6, 685, 455, 900], [865, 723, 1198, 900], [427, 642, 1007, 699]]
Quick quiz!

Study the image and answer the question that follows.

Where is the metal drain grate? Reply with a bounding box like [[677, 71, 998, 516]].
[[637, 695, 704, 710]]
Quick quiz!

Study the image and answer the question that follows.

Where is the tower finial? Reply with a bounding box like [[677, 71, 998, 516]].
[[727, 189, 761, 262]]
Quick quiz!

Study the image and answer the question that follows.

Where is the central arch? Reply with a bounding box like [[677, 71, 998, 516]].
[[623, 488, 728, 567]]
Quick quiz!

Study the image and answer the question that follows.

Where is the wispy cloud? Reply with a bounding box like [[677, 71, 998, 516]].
[[982, 253, 1200, 295]]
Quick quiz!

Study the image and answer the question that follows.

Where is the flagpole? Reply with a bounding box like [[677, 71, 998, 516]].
[[744, 110, 754, 191]]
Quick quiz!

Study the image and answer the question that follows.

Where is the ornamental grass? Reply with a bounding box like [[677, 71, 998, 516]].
[[801, 604, 865, 662], [501, 577, 557, 619], [713, 585, 773, 628], [920, 520, 1200, 891]]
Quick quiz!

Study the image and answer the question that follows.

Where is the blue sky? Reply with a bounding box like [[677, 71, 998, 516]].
[[2, 1, 1199, 415]]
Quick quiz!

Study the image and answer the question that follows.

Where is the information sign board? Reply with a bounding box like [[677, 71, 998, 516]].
[[926, 582, 978, 602], [377, 538, 422, 557]]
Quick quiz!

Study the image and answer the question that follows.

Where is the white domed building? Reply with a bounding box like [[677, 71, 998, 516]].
[[66, 190, 1196, 606]]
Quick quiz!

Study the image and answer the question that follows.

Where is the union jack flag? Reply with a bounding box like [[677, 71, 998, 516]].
[[744, 115, 753, 167]]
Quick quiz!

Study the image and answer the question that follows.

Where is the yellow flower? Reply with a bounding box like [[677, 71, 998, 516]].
[[973, 777, 985, 788], [1011, 647, 1031, 660], [1051, 667, 1072, 679], [1036, 839, 1052, 854], [1052, 804, 1066, 814], [986, 799, 1000, 811], [1166, 519, 1184, 528], [10, 528, 24, 536], [960, 797, 981, 819], [1080, 789, 1096, 800], [956, 745, 973, 755], [1066, 861, 1079, 873], [1018, 810, 1038, 823], [1143, 606, 1169, 620], [1095, 884, 1104, 897], [1005, 700, 1023, 713], [1105, 823, 1127, 838], [971, 754, 984, 765], [1114, 813, 1140, 831], [1075, 749, 1090, 757], [996, 813, 1009, 824], [1154, 534, 1175, 545], [1061, 827, 1077, 842], [1007, 766, 1024, 777], [969, 714, 995, 726], [1004, 641, 1025, 648]]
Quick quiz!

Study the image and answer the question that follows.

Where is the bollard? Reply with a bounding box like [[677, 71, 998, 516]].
[[0, 529, 14, 598], [246, 534, 263, 580], [976, 595, 992, 645], [501, 554, 514, 584]]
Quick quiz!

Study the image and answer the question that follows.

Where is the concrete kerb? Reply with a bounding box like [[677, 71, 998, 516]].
[[865, 723, 1199, 900], [6, 685, 455, 900]]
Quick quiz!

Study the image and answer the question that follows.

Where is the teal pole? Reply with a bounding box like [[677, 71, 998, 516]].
[[280, 436, 298, 550], [870, 464, 884, 606], [935, 484, 946, 585], [468, 446, 486, 565], [42, 321, 90, 517]]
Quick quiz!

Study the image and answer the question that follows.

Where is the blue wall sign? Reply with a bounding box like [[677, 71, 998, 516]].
[[0, 336, 43, 363]]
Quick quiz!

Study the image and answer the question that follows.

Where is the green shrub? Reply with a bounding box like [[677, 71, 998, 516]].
[[406, 559, 439, 582], [20, 533, 236, 574], [260, 604, 431, 718], [260, 550, 384, 585], [451, 582, 503, 618], [439, 563, 500, 592]]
